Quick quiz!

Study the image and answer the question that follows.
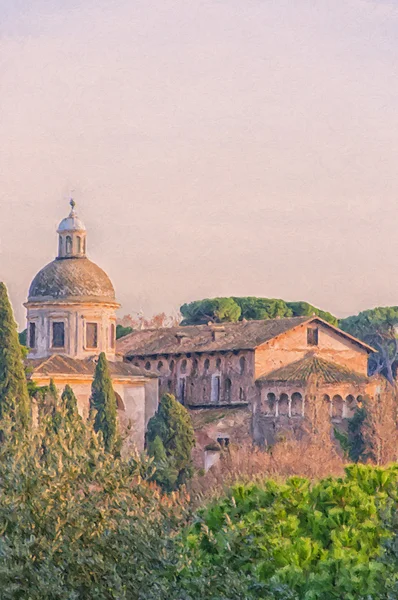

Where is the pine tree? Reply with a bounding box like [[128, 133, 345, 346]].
[[0, 282, 30, 430], [90, 352, 118, 453], [146, 393, 195, 489]]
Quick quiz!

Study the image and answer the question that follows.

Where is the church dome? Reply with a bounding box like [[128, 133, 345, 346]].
[[57, 200, 86, 233], [28, 257, 117, 304]]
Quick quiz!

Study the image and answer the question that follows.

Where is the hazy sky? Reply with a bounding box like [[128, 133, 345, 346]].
[[1, 0, 398, 328]]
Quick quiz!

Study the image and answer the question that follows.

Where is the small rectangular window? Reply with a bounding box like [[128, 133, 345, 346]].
[[29, 322, 36, 349], [211, 375, 221, 403], [86, 323, 98, 348], [307, 327, 319, 346], [110, 323, 115, 349], [52, 322, 65, 348]]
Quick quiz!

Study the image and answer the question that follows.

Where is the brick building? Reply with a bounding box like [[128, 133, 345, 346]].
[[117, 315, 380, 446]]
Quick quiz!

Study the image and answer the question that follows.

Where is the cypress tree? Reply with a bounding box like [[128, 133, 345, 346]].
[[90, 352, 118, 453], [0, 282, 30, 429], [146, 393, 195, 489]]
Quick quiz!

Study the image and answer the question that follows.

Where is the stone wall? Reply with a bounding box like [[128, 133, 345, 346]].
[[127, 350, 255, 407]]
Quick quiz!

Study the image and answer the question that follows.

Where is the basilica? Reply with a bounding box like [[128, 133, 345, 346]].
[[25, 201, 158, 450]]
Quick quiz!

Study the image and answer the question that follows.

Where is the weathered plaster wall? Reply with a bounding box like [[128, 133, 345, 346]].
[[26, 301, 117, 361], [254, 322, 369, 379], [32, 374, 150, 451]]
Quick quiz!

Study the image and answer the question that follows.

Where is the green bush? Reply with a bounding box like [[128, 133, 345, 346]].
[[178, 465, 398, 599]]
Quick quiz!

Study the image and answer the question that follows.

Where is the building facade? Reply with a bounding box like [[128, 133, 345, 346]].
[[118, 316, 381, 446], [25, 201, 158, 450]]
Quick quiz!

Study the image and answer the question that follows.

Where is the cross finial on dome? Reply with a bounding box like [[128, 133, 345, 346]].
[[70, 198, 76, 211]]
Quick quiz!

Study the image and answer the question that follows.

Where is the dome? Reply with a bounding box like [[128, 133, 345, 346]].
[[28, 257, 118, 304], [57, 215, 86, 233], [57, 201, 86, 233]]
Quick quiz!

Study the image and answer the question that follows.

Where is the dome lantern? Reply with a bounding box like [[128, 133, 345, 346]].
[[57, 199, 87, 259]]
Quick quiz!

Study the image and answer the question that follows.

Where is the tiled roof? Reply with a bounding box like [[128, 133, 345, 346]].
[[257, 355, 370, 385], [28, 258, 117, 304], [27, 355, 157, 379], [117, 316, 375, 357], [117, 316, 312, 356]]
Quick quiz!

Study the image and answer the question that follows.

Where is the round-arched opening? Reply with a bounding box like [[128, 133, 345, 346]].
[[332, 395, 344, 419], [291, 392, 303, 417], [157, 360, 164, 372], [265, 392, 276, 416], [278, 393, 289, 417], [181, 359, 187, 374], [145, 361, 151, 371]]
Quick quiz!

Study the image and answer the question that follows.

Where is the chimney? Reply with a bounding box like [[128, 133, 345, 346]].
[[211, 326, 226, 342]]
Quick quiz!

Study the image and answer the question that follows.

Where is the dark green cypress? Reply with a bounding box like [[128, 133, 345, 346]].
[[0, 282, 30, 429], [146, 393, 195, 489], [90, 353, 118, 453]]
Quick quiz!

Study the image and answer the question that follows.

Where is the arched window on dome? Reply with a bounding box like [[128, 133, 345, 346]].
[[58, 236, 63, 256], [66, 236, 72, 255], [77, 236, 82, 254]]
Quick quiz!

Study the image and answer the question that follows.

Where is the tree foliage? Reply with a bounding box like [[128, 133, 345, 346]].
[[90, 352, 119, 454], [340, 307, 398, 383], [180, 297, 338, 326], [180, 465, 398, 599], [146, 393, 195, 491], [0, 414, 190, 600], [116, 324, 133, 339], [0, 282, 30, 430]]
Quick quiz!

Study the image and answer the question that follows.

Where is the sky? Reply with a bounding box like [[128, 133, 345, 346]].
[[1, 0, 398, 328]]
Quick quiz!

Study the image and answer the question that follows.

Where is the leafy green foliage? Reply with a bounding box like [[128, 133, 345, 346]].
[[180, 465, 398, 599], [146, 393, 195, 491], [340, 307, 398, 382], [180, 297, 338, 326], [0, 414, 190, 600], [180, 298, 241, 325], [0, 282, 30, 430], [116, 324, 133, 339], [90, 352, 120, 454], [18, 328, 27, 346]]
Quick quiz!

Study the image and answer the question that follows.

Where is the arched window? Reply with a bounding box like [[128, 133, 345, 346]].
[[332, 395, 344, 420], [345, 395, 356, 418], [58, 236, 63, 256], [291, 392, 303, 417], [224, 378, 232, 403], [239, 356, 246, 375], [192, 358, 198, 372], [278, 393, 289, 416], [145, 361, 151, 371], [181, 359, 187, 374], [65, 236, 72, 255], [216, 357, 221, 370], [77, 236, 82, 254], [239, 387, 245, 401], [169, 360, 175, 373], [157, 360, 164, 371], [265, 392, 276, 416], [204, 358, 210, 372]]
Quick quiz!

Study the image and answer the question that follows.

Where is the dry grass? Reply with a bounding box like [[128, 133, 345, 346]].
[[189, 437, 345, 504]]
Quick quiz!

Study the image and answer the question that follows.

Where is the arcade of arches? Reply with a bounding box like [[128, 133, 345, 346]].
[[260, 390, 364, 421]]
